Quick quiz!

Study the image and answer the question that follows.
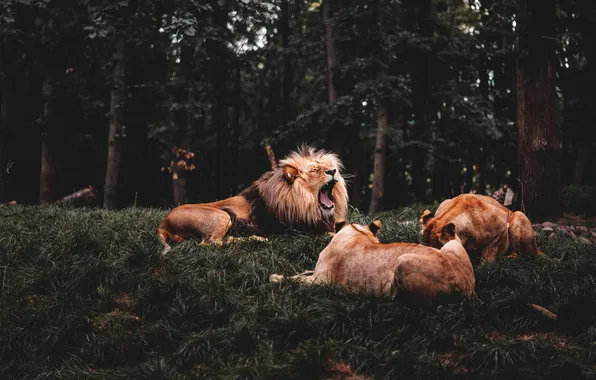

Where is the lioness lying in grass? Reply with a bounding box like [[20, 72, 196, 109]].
[[270, 219, 475, 304]]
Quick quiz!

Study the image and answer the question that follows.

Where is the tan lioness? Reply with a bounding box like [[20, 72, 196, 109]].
[[270, 219, 475, 304], [420, 193, 542, 264]]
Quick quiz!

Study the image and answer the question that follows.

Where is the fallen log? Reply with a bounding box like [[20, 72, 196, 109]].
[[55, 185, 97, 204], [528, 303, 558, 322]]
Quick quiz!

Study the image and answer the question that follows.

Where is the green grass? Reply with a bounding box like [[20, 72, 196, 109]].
[[0, 204, 595, 380]]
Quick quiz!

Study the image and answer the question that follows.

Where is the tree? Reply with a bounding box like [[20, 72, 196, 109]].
[[103, 38, 126, 209], [369, 101, 388, 213], [172, 45, 193, 206], [515, 0, 562, 221], [39, 76, 62, 203], [322, 0, 337, 105], [208, 0, 231, 198]]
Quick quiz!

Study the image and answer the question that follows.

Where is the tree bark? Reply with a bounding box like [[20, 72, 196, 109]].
[[230, 64, 242, 191], [515, 0, 561, 221], [281, 0, 293, 128], [103, 38, 126, 209], [409, 0, 432, 203], [322, 0, 337, 105], [210, 1, 230, 199], [39, 76, 61, 203], [172, 45, 192, 206], [0, 45, 7, 203], [571, 6, 596, 186], [369, 104, 388, 214]]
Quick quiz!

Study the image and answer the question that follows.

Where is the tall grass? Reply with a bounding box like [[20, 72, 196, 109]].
[[0, 204, 594, 379]]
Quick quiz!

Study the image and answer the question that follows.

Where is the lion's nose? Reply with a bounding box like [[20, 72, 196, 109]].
[[325, 169, 336, 177]]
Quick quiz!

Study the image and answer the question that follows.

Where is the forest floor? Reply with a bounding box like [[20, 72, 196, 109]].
[[0, 204, 595, 380]]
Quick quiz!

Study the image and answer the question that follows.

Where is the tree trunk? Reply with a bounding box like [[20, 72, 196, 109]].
[[230, 64, 242, 191], [322, 0, 337, 105], [572, 144, 590, 186], [211, 1, 230, 199], [515, 0, 561, 221], [463, 155, 474, 193], [172, 45, 192, 206], [571, 7, 596, 186], [409, 0, 432, 203], [369, 104, 388, 214], [0, 52, 7, 202], [39, 76, 61, 203], [103, 38, 125, 209], [281, 0, 293, 128], [322, 0, 345, 160]]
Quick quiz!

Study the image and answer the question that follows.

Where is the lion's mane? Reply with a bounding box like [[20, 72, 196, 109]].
[[239, 146, 349, 234]]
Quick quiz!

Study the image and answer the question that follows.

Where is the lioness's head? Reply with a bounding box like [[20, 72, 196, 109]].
[[333, 218, 381, 244], [420, 209, 457, 248], [258, 145, 348, 228]]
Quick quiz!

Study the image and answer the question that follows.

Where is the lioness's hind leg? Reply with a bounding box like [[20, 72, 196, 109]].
[[508, 211, 540, 257]]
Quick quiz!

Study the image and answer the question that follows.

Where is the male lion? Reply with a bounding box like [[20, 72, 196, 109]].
[[420, 193, 542, 264], [157, 146, 348, 254], [270, 219, 475, 305]]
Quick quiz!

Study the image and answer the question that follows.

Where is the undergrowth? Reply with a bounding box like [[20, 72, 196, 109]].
[[0, 204, 595, 379]]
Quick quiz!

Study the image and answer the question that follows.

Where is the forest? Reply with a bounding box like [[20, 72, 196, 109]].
[[1, 0, 595, 221]]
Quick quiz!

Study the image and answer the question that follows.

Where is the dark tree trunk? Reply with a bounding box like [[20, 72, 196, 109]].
[[410, 0, 432, 203], [0, 85, 6, 203], [267, 69, 279, 139], [0, 41, 7, 203], [103, 39, 126, 209], [280, 0, 293, 128], [476, 153, 487, 195], [572, 144, 590, 186], [571, 8, 596, 186], [172, 45, 192, 206], [322, 0, 337, 105], [210, 1, 230, 198], [347, 135, 365, 209], [39, 76, 61, 203], [463, 155, 474, 193], [322, 0, 345, 161], [515, 0, 561, 221], [369, 103, 388, 213], [230, 64, 242, 191]]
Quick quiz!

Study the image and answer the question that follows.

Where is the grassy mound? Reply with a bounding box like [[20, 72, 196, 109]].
[[0, 204, 595, 379]]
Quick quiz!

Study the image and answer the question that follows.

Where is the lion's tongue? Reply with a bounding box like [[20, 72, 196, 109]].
[[320, 190, 333, 208]]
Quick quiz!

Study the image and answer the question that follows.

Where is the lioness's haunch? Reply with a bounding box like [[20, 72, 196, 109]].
[[270, 219, 475, 304], [156, 146, 349, 254], [420, 193, 542, 264]]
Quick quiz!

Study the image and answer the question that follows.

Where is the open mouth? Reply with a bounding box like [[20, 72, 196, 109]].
[[318, 180, 336, 210]]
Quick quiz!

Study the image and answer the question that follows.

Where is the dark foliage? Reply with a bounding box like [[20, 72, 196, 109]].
[[0, 205, 595, 379]]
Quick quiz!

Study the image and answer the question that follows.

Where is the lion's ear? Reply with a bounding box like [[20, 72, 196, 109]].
[[441, 223, 456, 241], [282, 164, 299, 183], [369, 220, 381, 237], [334, 219, 348, 233], [420, 209, 433, 227]]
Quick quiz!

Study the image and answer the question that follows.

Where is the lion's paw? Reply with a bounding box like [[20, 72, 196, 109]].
[[269, 274, 285, 283], [249, 236, 269, 243]]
